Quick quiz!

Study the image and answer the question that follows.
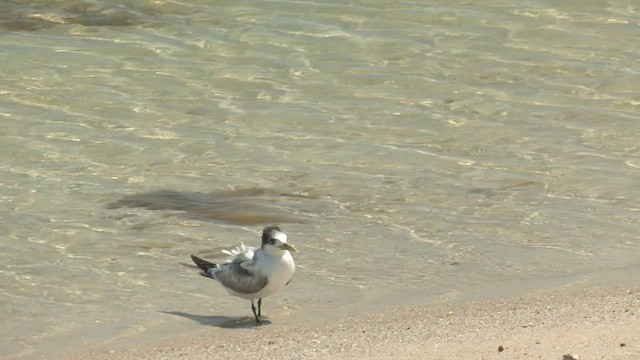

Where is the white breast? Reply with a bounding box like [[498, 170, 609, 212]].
[[253, 251, 295, 299]]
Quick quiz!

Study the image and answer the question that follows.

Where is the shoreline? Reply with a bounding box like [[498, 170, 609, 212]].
[[59, 283, 639, 360]]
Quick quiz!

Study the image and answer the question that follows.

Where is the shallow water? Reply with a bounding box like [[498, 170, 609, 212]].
[[1, 0, 639, 358]]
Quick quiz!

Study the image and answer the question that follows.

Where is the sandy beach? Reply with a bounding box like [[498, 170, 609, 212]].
[[58, 283, 638, 360]]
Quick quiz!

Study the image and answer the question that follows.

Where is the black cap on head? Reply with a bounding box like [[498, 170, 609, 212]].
[[261, 225, 282, 245]]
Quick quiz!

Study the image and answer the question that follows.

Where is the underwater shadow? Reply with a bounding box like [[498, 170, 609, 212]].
[[0, 3, 148, 31], [106, 188, 312, 225], [161, 311, 271, 328]]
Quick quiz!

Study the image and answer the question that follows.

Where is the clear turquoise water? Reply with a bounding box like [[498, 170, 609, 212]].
[[1, 0, 639, 357]]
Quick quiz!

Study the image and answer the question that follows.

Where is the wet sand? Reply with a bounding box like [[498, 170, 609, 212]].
[[61, 284, 638, 360]]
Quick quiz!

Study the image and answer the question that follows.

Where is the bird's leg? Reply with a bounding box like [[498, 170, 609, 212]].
[[251, 300, 260, 323], [257, 298, 262, 317]]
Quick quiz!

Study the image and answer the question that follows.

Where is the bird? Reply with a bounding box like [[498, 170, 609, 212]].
[[190, 225, 297, 323]]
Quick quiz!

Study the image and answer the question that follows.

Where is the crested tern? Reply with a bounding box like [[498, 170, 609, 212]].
[[191, 225, 297, 323]]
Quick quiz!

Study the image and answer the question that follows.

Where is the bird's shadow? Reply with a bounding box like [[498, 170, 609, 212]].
[[161, 311, 271, 328]]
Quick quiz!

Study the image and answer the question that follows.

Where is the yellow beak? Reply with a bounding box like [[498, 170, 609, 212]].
[[279, 243, 298, 252]]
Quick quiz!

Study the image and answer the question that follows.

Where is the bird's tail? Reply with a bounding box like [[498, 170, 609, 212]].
[[191, 255, 218, 275]]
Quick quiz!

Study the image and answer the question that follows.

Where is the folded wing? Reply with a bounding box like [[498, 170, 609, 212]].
[[214, 259, 268, 294]]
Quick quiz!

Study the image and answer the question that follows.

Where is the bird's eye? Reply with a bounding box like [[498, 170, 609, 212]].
[[268, 238, 276, 245]]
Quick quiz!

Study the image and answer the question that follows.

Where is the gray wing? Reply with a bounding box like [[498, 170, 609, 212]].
[[214, 259, 268, 295]]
